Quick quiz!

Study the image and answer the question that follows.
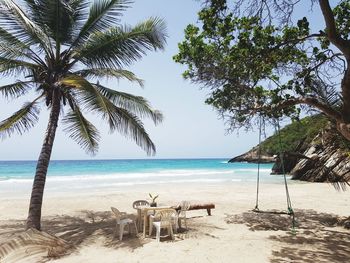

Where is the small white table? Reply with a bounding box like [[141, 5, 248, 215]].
[[137, 206, 172, 238]]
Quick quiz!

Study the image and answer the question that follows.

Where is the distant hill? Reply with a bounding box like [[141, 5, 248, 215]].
[[229, 115, 329, 163], [259, 115, 329, 156]]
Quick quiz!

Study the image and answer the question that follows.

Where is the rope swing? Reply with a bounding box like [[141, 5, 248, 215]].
[[253, 115, 263, 211], [253, 116, 296, 231]]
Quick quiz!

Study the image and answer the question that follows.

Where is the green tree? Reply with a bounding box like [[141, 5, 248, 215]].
[[0, 0, 167, 230], [174, 0, 350, 140]]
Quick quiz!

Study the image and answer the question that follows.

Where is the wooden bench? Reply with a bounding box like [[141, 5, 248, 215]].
[[174, 203, 215, 216]]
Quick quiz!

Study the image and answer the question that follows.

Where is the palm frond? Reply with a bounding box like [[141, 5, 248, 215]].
[[74, 68, 144, 86], [0, 26, 23, 45], [0, 57, 39, 76], [95, 83, 163, 125], [0, 97, 41, 139], [62, 105, 100, 155], [23, 0, 83, 46], [111, 107, 156, 155], [68, 0, 90, 39], [0, 43, 25, 59], [0, 81, 33, 100], [59, 74, 91, 88], [23, 0, 90, 43], [0, 42, 37, 62], [0, 26, 46, 65], [0, 26, 30, 53], [59, 75, 119, 129], [74, 17, 167, 69], [310, 79, 342, 108], [133, 17, 167, 48], [71, 0, 131, 48], [327, 168, 350, 191], [0, 0, 53, 56], [332, 181, 349, 191], [59, 75, 156, 155]]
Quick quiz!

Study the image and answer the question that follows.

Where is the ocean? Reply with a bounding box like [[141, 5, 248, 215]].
[[0, 159, 287, 197]]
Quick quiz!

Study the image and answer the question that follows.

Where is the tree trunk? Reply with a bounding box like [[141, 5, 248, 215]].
[[26, 90, 61, 230], [341, 63, 350, 122], [337, 121, 350, 141]]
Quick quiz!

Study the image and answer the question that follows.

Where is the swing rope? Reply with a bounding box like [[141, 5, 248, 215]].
[[253, 116, 296, 231], [253, 116, 262, 211], [275, 120, 293, 214], [275, 119, 296, 230]]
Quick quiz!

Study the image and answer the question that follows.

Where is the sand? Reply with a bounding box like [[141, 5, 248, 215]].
[[0, 181, 349, 263]]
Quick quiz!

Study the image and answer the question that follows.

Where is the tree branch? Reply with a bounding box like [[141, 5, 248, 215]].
[[270, 96, 342, 120], [309, 51, 344, 73], [319, 0, 350, 58], [272, 33, 324, 51]]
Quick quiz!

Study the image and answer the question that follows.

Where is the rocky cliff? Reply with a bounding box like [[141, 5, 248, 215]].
[[290, 127, 350, 185], [228, 145, 275, 163], [229, 115, 350, 184]]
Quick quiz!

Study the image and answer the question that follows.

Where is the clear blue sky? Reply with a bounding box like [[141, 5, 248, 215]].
[[0, 0, 322, 160]]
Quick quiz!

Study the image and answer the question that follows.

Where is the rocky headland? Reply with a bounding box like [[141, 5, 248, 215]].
[[229, 115, 350, 184]]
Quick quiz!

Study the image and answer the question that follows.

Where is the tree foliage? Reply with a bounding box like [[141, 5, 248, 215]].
[[174, 0, 350, 140], [260, 115, 329, 155]]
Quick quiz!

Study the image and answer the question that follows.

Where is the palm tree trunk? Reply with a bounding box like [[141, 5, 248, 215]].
[[26, 90, 61, 230]]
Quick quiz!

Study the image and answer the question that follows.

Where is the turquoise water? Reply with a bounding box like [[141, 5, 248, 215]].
[[0, 159, 282, 196]]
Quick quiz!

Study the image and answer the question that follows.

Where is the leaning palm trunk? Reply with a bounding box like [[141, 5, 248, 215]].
[[26, 92, 61, 230]]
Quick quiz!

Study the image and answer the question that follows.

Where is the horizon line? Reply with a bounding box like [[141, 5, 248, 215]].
[[0, 157, 231, 162]]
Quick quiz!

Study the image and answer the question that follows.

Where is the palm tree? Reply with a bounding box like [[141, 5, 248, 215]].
[[0, 0, 167, 230]]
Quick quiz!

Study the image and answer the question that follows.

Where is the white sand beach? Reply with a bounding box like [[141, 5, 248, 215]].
[[1, 0, 350, 262], [0, 181, 349, 263]]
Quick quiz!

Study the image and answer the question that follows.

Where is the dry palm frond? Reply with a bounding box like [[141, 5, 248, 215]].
[[0, 229, 72, 263]]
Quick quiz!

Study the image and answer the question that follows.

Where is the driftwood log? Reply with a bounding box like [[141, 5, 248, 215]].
[[174, 203, 215, 216]]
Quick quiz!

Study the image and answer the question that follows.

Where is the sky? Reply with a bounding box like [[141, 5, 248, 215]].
[[0, 0, 323, 161]]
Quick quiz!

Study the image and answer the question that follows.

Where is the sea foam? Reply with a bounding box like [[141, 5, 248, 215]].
[[0, 159, 277, 196]]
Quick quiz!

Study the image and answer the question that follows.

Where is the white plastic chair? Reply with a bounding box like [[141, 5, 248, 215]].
[[132, 200, 150, 209], [178, 201, 191, 229], [149, 209, 177, 242], [111, 207, 138, 241], [132, 200, 151, 229]]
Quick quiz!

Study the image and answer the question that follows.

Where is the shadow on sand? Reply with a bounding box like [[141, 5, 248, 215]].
[[225, 209, 350, 263], [0, 210, 217, 262], [1, 210, 149, 248], [0, 210, 149, 262]]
